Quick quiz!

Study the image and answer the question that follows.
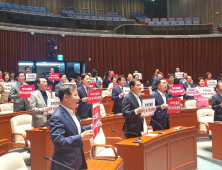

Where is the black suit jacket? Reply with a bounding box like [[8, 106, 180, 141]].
[[149, 91, 169, 131], [182, 82, 194, 99], [122, 91, 143, 139], [212, 93, 222, 121], [77, 85, 93, 119], [112, 86, 124, 114]]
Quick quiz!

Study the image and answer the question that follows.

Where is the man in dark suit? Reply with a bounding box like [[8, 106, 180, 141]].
[[212, 82, 222, 121], [149, 77, 169, 131], [183, 75, 194, 99], [152, 72, 162, 91], [45, 68, 58, 91], [122, 79, 144, 139], [151, 69, 159, 84], [55, 73, 67, 97], [124, 73, 132, 87], [112, 76, 126, 114], [179, 72, 187, 84], [49, 85, 93, 170], [24, 66, 35, 85], [77, 73, 93, 119], [166, 73, 177, 99]]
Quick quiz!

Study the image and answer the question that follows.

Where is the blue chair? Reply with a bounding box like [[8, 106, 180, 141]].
[[91, 14, 96, 16], [85, 14, 91, 16], [178, 21, 184, 25], [156, 22, 162, 25], [20, 5, 25, 8], [40, 7, 45, 10], [79, 13, 84, 16], [19, 11, 26, 13], [68, 14, 74, 18], [163, 21, 169, 25], [67, 11, 73, 13], [91, 16, 97, 19], [62, 10, 67, 14], [30, 12, 36, 14], [84, 16, 90, 19], [0, 2, 4, 6], [185, 18, 191, 21], [39, 12, 45, 15], [21, 8, 27, 11], [116, 15, 121, 18], [169, 18, 175, 22], [120, 18, 126, 21], [33, 7, 39, 10], [98, 14, 103, 17], [193, 17, 199, 21], [35, 9, 42, 13], [75, 16, 82, 19], [170, 21, 177, 25], [106, 17, 112, 20], [148, 22, 155, 25], [136, 16, 142, 20], [113, 17, 119, 21], [14, 7, 20, 11], [141, 15, 147, 18], [5, 3, 12, 6], [12, 4, 18, 7], [193, 21, 200, 24], [152, 18, 159, 22], [48, 13, 54, 16], [107, 13, 111, 15], [136, 12, 142, 15], [26, 6, 32, 9], [42, 10, 48, 13], [176, 18, 183, 22], [113, 13, 118, 15], [98, 17, 105, 20], [160, 18, 167, 22], [144, 18, 151, 23], [0, 6, 8, 11], [73, 13, 78, 16], [7, 6, 14, 10], [28, 9, 35, 12], [9, 9, 16, 12], [186, 21, 192, 25]]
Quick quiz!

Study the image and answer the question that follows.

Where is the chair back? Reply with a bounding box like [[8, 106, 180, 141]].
[[197, 109, 214, 129], [0, 153, 28, 170], [11, 115, 32, 142], [0, 103, 13, 112], [185, 100, 196, 107]]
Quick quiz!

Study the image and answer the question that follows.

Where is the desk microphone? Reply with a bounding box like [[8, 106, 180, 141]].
[[44, 156, 75, 170], [147, 116, 166, 134], [112, 130, 142, 143]]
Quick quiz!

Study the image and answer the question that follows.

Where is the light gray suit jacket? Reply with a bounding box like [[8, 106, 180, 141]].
[[9, 82, 29, 112], [55, 81, 63, 97], [30, 89, 51, 128]]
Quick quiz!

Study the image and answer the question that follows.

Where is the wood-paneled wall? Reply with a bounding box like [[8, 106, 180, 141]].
[[1, 30, 222, 83], [1, 0, 144, 18], [168, 0, 222, 27]]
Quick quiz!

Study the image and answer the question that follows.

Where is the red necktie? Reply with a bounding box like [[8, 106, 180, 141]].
[[86, 87, 89, 93]]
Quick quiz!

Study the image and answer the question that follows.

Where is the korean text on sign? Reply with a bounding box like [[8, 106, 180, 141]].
[[87, 89, 102, 104], [142, 98, 155, 116], [170, 84, 184, 96], [20, 85, 35, 98], [26, 73, 37, 81], [92, 105, 101, 139], [47, 98, 60, 114], [200, 87, 214, 98], [49, 73, 60, 81], [167, 98, 181, 114]]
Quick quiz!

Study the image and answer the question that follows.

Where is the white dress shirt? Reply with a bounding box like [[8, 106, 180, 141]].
[[118, 85, 123, 98], [60, 104, 81, 134], [107, 83, 114, 91], [131, 91, 141, 114], [83, 85, 88, 94], [157, 90, 167, 110], [187, 83, 191, 88]]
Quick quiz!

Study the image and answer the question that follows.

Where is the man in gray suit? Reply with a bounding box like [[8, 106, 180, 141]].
[[55, 73, 67, 97], [9, 71, 29, 112], [30, 76, 52, 128]]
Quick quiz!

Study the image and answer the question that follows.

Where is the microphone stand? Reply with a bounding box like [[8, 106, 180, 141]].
[[112, 130, 142, 143]]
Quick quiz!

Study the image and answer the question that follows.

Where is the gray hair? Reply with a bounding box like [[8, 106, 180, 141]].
[[59, 85, 77, 101]]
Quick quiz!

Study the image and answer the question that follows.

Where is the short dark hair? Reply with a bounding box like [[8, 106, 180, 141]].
[[129, 78, 140, 89], [16, 71, 24, 78], [197, 77, 204, 86], [2, 72, 9, 81], [155, 77, 165, 87], [111, 76, 117, 81], [81, 73, 89, 80], [36, 76, 47, 84], [117, 76, 125, 84], [183, 72, 187, 76], [25, 66, 30, 71], [9, 71, 15, 75], [60, 73, 66, 78], [166, 73, 173, 79], [59, 85, 76, 101]]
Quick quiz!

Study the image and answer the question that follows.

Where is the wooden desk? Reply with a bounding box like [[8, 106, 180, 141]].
[[116, 127, 197, 170], [0, 139, 9, 156], [86, 158, 123, 170], [209, 122, 222, 161], [0, 111, 32, 149]]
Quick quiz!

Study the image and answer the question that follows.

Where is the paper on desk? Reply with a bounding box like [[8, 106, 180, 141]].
[[144, 134, 159, 137]]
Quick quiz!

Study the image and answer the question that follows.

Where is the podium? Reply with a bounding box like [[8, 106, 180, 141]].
[[26, 128, 53, 170], [116, 127, 197, 170], [209, 122, 222, 161]]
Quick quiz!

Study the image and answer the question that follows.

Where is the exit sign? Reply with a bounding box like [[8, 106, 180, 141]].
[[57, 55, 63, 61]]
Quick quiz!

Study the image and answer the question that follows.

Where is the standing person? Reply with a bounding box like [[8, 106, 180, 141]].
[[9, 71, 16, 82], [96, 73, 103, 88], [55, 73, 67, 97], [24, 66, 35, 85], [194, 77, 209, 108], [46, 68, 58, 91], [149, 77, 169, 131], [152, 72, 162, 91], [122, 79, 144, 139], [217, 71, 222, 82], [30, 76, 51, 128], [151, 69, 159, 84], [107, 76, 117, 95], [174, 68, 181, 84], [124, 73, 133, 87], [205, 72, 213, 86], [49, 85, 93, 170], [104, 71, 114, 88], [77, 73, 93, 119], [179, 72, 187, 84], [0, 72, 11, 102], [112, 76, 126, 114], [9, 71, 29, 112], [212, 82, 222, 121], [183, 75, 195, 99], [166, 74, 175, 99]]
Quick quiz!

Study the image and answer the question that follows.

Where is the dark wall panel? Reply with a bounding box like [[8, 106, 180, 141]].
[[1, 30, 222, 84]]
